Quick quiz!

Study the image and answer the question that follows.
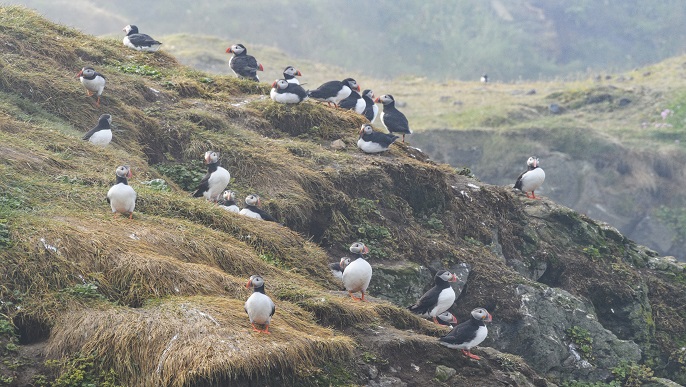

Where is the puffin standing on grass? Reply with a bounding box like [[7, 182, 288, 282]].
[[82, 114, 112, 146], [439, 308, 492, 360], [218, 190, 240, 213], [329, 257, 351, 281], [408, 270, 458, 324], [239, 194, 278, 222], [282, 66, 302, 85], [122, 24, 162, 52], [244, 275, 276, 334], [514, 156, 546, 199], [376, 94, 412, 142], [361, 89, 379, 123], [226, 44, 263, 81], [107, 166, 136, 219], [308, 78, 359, 107], [342, 242, 373, 301], [192, 151, 231, 202], [76, 67, 106, 107], [338, 88, 365, 114], [270, 79, 308, 104], [357, 124, 398, 154]]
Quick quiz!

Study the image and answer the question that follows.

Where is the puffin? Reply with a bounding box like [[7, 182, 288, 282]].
[[192, 151, 231, 202], [361, 89, 379, 123], [357, 124, 398, 154], [375, 94, 412, 142], [226, 44, 263, 81], [338, 89, 365, 114], [480, 74, 489, 83], [329, 257, 351, 281], [308, 78, 359, 107], [218, 190, 240, 213], [270, 79, 308, 104], [282, 66, 302, 85], [244, 275, 276, 334], [439, 308, 492, 360], [82, 114, 112, 146], [514, 156, 545, 199], [76, 67, 106, 107], [408, 270, 458, 324], [122, 25, 162, 52], [435, 311, 459, 328], [239, 195, 278, 222], [342, 242, 373, 301], [106, 165, 136, 219]]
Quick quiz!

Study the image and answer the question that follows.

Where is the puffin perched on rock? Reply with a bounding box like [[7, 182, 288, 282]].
[[226, 43, 263, 81], [107, 165, 136, 219], [218, 190, 240, 213], [76, 67, 106, 107], [239, 194, 277, 222], [329, 257, 351, 281], [408, 270, 457, 324], [244, 275, 276, 334], [514, 156, 545, 199], [357, 124, 398, 154], [308, 78, 359, 107], [270, 79, 308, 104], [192, 151, 231, 202], [342, 242, 373, 301], [376, 94, 412, 142], [361, 89, 379, 123], [439, 308, 492, 360], [82, 114, 112, 146], [282, 66, 302, 85], [122, 24, 162, 52]]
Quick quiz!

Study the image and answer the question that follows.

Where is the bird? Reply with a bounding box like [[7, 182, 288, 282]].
[[408, 270, 457, 324], [122, 25, 162, 52], [338, 89, 365, 114], [106, 165, 136, 219], [439, 308, 492, 360], [357, 124, 398, 154], [244, 275, 276, 334], [480, 74, 488, 83], [239, 194, 278, 222], [514, 156, 545, 199], [218, 190, 240, 213], [307, 78, 359, 107], [270, 79, 308, 104], [226, 43, 263, 81], [192, 151, 231, 202], [282, 66, 302, 85], [435, 311, 459, 328], [82, 114, 112, 146], [329, 257, 351, 281], [375, 94, 412, 142], [361, 89, 379, 123], [76, 67, 106, 107], [342, 242, 373, 301]]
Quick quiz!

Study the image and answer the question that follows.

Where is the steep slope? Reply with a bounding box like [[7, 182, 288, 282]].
[[0, 6, 685, 386]]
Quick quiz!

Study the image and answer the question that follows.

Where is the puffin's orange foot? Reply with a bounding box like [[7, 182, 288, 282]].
[[433, 317, 440, 325], [348, 292, 362, 301], [261, 326, 271, 334], [86, 90, 93, 97], [462, 349, 481, 360]]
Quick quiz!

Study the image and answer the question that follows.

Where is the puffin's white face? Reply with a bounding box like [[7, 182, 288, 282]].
[[229, 44, 245, 55], [344, 79, 360, 91], [78, 67, 96, 78], [204, 151, 219, 164], [527, 156, 539, 168], [376, 94, 394, 105], [471, 308, 492, 322], [283, 66, 300, 77], [245, 194, 259, 206], [349, 242, 369, 255], [437, 311, 458, 324], [272, 79, 289, 90], [436, 270, 457, 283], [222, 190, 236, 201], [122, 25, 134, 34], [363, 90, 375, 99], [115, 165, 131, 179], [359, 124, 373, 137], [246, 275, 265, 289], [339, 257, 351, 269]]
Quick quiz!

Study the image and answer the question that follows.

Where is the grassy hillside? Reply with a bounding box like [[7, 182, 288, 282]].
[[1, 6, 686, 386]]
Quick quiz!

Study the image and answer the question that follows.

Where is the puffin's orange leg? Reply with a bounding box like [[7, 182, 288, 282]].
[[128, 212, 134, 220], [348, 291, 362, 301], [261, 325, 271, 334], [95, 96, 101, 107], [433, 316, 440, 325], [251, 323, 261, 332], [462, 349, 481, 360], [360, 291, 367, 302], [86, 90, 93, 97], [531, 191, 540, 200]]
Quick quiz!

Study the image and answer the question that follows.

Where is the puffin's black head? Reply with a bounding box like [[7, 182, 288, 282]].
[[246, 274, 265, 290], [245, 194, 260, 207], [115, 165, 132, 179], [283, 66, 302, 78], [471, 308, 492, 323], [349, 242, 369, 255], [435, 270, 457, 284], [362, 89, 374, 99], [75, 66, 96, 79], [436, 311, 458, 326], [342, 78, 360, 92], [226, 43, 246, 55], [98, 114, 112, 128], [272, 79, 289, 90], [338, 257, 352, 269], [374, 94, 395, 106], [359, 124, 373, 138], [204, 151, 219, 165], [123, 25, 139, 35], [526, 156, 539, 168]]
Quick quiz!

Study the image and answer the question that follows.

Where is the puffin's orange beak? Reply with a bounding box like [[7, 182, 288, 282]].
[[126, 169, 133, 179], [448, 273, 457, 282], [75, 70, 83, 78], [484, 313, 493, 323], [374, 97, 380, 103], [356, 85, 361, 92], [362, 245, 369, 254], [449, 315, 458, 324], [272, 81, 277, 88], [245, 280, 252, 289], [358, 127, 365, 138], [258, 64, 264, 71], [226, 47, 233, 54], [296, 70, 302, 76]]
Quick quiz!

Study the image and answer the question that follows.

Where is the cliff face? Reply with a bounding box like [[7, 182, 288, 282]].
[[0, 6, 685, 386]]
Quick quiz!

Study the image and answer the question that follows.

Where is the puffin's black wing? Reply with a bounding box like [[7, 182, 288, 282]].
[[192, 172, 212, 197], [383, 109, 410, 134], [270, 302, 276, 317], [253, 207, 278, 222], [308, 81, 344, 99], [338, 92, 360, 110], [440, 318, 479, 345], [82, 126, 100, 141], [362, 97, 376, 121], [231, 55, 260, 79], [365, 131, 399, 147], [329, 262, 343, 271], [285, 83, 308, 99], [513, 170, 526, 190], [128, 33, 161, 48], [408, 285, 440, 315]]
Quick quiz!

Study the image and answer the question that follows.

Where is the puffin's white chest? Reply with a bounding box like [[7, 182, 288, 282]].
[[520, 168, 545, 193], [271, 89, 304, 104], [380, 112, 388, 130], [332, 86, 352, 104], [431, 287, 456, 317], [239, 208, 262, 219], [286, 78, 300, 85], [205, 167, 230, 201], [357, 138, 389, 154], [245, 292, 274, 324], [88, 129, 112, 146], [370, 105, 379, 123], [107, 183, 136, 213], [342, 258, 372, 293], [221, 204, 240, 213], [80, 76, 105, 95], [354, 98, 366, 114], [228, 56, 237, 75]]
